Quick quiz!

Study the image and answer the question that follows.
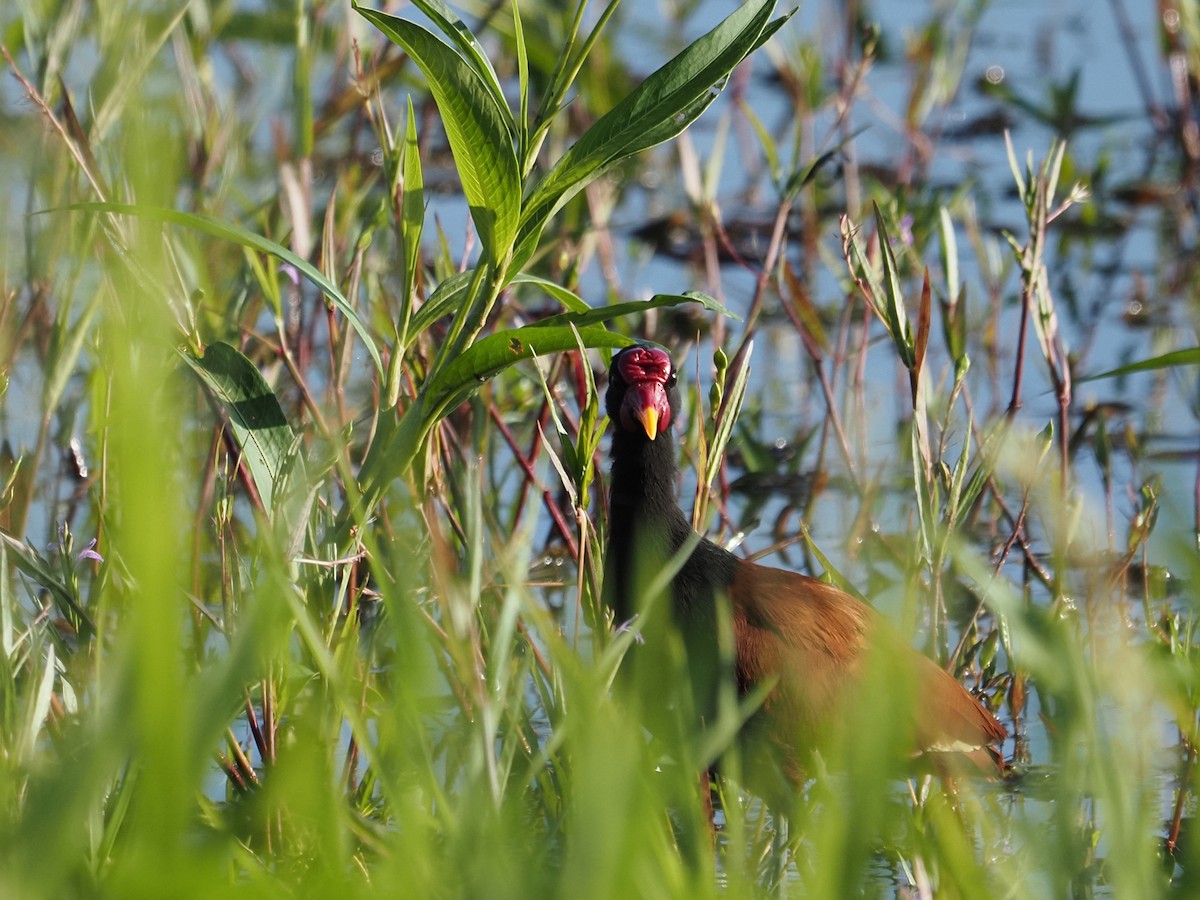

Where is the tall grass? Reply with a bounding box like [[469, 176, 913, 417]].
[[1, 1, 1198, 897]]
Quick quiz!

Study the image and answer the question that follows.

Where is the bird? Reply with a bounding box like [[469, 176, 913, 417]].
[[602, 341, 1005, 801]]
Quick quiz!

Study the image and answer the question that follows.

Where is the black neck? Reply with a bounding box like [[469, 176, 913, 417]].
[[608, 429, 691, 533], [604, 428, 737, 624]]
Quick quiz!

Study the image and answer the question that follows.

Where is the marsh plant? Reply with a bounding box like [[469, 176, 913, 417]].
[[1, 0, 1198, 897]]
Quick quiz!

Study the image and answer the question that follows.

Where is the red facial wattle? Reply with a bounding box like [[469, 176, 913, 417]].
[[616, 346, 673, 441]]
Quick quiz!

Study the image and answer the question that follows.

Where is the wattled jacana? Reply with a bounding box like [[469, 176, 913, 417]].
[[603, 342, 1005, 797]]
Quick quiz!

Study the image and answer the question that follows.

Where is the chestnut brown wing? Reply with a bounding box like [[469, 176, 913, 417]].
[[730, 561, 1004, 766]]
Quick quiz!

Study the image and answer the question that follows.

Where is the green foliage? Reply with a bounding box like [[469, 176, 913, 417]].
[[1, 0, 1199, 897], [358, 4, 522, 265], [181, 342, 298, 511]]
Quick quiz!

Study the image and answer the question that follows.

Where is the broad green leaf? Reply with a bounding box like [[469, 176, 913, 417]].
[[423, 323, 635, 418], [357, 7, 521, 264], [421, 291, 736, 417], [401, 0, 514, 141], [533, 291, 737, 331], [513, 0, 786, 267], [410, 270, 591, 339], [181, 341, 296, 510], [61, 202, 384, 375], [368, 292, 736, 490], [1077, 347, 1200, 382]]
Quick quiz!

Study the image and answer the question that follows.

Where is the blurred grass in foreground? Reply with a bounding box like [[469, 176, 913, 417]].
[[1, 1, 1200, 897]]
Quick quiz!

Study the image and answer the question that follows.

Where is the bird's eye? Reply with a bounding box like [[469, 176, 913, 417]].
[[666, 371, 677, 388]]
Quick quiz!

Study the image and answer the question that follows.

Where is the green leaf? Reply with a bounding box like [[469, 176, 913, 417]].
[[534, 291, 738, 331], [512, 0, 786, 267], [0, 535, 96, 635], [43, 291, 101, 419], [91, 4, 191, 140], [181, 341, 296, 510], [367, 291, 735, 492], [399, 0, 514, 141], [388, 98, 428, 408], [399, 96, 426, 344], [510, 273, 591, 313], [22, 644, 57, 761], [512, 0, 530, 157], [780, 143, 845, 199], [872, 202, 915, 369], [357, 6, 521, 264], [938, 205, 959, 308], [1077, 347, 1200, 382], [739, 97, 780, 185], [420, 292, 736, 423], [59, 202, 384, 375], [410, 270, 592, 340], [422, 323, 634, 418], [411, 269, 475, 339]]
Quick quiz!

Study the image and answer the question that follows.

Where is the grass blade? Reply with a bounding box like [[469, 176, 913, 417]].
[[59, 202, 384, 375]]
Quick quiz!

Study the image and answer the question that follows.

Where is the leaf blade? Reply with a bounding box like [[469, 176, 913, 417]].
[[421, 292, 736, 416], [181, 342, 296, 510], [1077, 347, 1200, 382], [513, 0, 785, 265], [60, 202, 384, 375], [358, 7, 520, 264]]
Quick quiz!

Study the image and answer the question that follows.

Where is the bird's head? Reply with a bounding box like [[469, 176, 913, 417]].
[[606, 343, 677, 441]]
